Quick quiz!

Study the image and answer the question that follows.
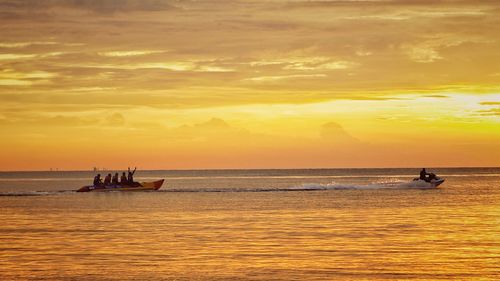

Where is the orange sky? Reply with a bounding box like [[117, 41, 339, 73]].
[[0, 0, 499, 170]]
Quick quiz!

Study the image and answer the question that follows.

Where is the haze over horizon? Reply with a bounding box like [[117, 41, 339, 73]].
[[0, 0, 499, 170]]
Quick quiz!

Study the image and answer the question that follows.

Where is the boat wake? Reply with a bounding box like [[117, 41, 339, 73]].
[[0, 190, 75, 196], [299, 180, 438, 190], [162, 180, 438, 193]]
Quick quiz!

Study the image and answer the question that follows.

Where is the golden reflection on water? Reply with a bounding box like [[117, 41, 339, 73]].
[[0, 187, 499, 281]]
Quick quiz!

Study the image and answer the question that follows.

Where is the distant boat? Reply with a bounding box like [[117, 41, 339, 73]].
[[77, 179, 165, 192]]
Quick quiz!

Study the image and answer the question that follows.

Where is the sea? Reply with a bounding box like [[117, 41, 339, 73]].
[[0, 168, 498, 281]]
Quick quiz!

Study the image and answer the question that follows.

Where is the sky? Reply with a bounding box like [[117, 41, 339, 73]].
[[0, 0, 499, 170]]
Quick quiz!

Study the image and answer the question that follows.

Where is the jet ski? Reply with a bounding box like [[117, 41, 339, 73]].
[[412, 177, 445, 188], [77, 179, 165, 192]]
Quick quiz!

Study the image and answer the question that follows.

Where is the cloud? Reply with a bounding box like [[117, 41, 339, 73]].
[[320, 122, 360, 144], [480, 101, 500, 106], [0, 0, 177, 13], [105, 113, 125, 126], [249, 57, 358, 71], [1, 69, 56, 79], [421, 94, 449, 98], [67, 0, 176, 13], [400, 35, 491, 63], [167, 118, 367, 158], [193, 118, 230, 130], [0, 79, 34, 86], [57, 61, 234, 72], [0, 53, 37, 60], [174, 118, 241, 138], [477, 108, 500, 116], [245, 74, 327, 82], [0, 52, 66, 61], [0, 41, 58, 48], [477, 101, 500, 116], [0, 113, 97, 127], [1, 0, 498, 97], [0, 70, 57, 86], [283, 60, 358, 71], [401, 44, 442, 63], [98, 50, 165, 57]]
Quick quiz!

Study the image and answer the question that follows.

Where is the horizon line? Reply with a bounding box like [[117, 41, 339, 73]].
[[1, 166, 499, 173]]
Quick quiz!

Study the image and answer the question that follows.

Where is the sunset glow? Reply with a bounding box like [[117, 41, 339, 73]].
[[0, 0, 499, 170]]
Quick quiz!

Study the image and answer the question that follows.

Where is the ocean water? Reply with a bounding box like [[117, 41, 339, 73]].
[[0, 168, 498, 280]]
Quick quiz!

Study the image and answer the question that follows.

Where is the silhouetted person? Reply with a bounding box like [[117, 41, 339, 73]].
[[120, 172, 128, 185], [104, 173, 112, 186], [127, 167, 136, 184], [420, 168, 437, 182], [112, 173, 119, 185], [93, 174, 103, 187], [420, 168, 427, 180]]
